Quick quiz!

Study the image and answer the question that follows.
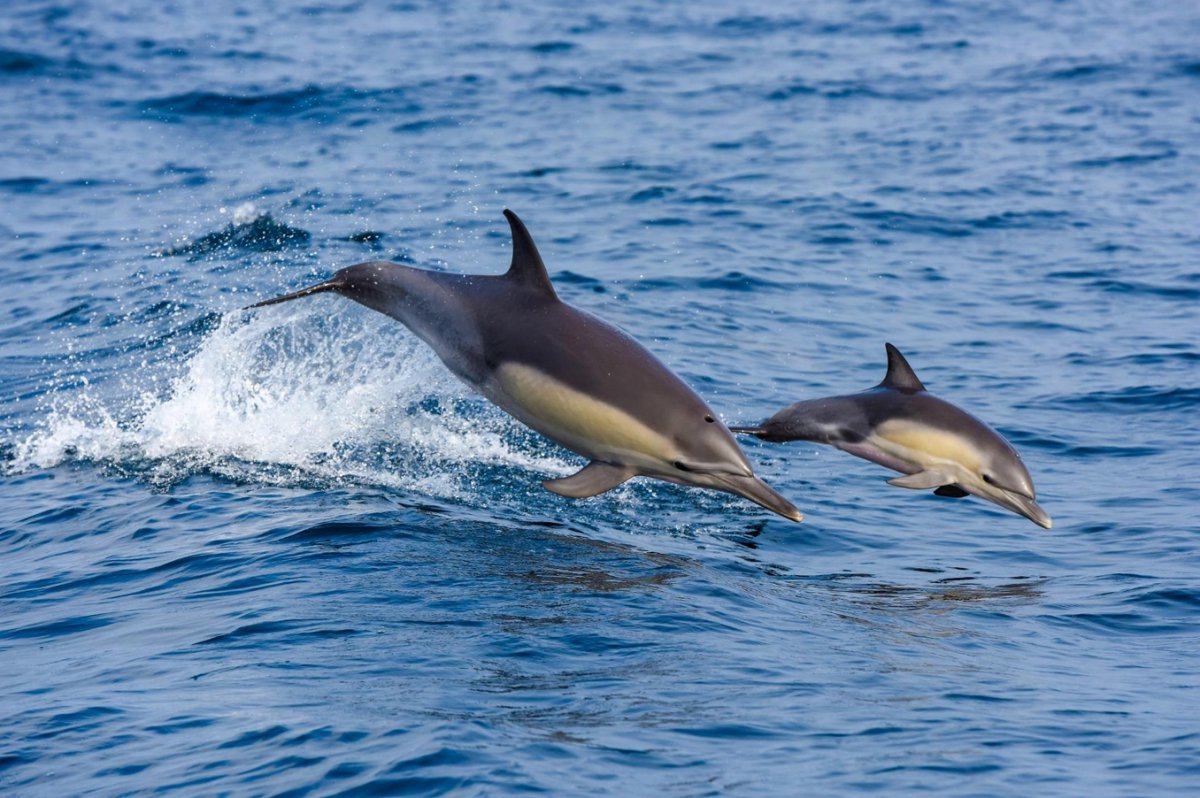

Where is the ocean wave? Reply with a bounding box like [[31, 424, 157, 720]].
[[139, 84, 421, 121], [1086, 278, 1200, 301], [847, 207, 1073, 238], [0, 48, 95, 78], [538, 82, 624, 97], [766, 77, 949, 103], [1037, 386, 1200, 413], [1044, 609, 1196, 636], [6, 304, 571, 500], [991, 57, 1128, 85], [1071, 150, 1178, 169], [530, 41, 576, 54], [632, 271, 791, 293], [157, 204, 311, 257]]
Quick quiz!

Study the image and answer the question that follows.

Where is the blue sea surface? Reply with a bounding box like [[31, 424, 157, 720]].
[[2, 0, 1199, 794]]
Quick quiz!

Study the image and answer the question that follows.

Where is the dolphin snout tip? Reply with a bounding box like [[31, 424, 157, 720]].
[[720, 474, 804, 523], [1015, 497, 1052, 529], [765, 504, 805, 524], [241, 279, 346, 311]]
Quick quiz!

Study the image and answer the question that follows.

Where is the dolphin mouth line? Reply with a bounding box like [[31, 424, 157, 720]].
[[712, 473, 804, 523], [995, 488, 1052, 529], [991, 478, 1035, 502], [727, 425, 766, 436]]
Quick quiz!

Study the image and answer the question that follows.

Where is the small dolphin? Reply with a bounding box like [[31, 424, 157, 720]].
[[245, 210, 802, 522], [730, 344, 1050, 528]]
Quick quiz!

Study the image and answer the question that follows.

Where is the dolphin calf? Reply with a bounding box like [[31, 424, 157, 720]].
[[731, 344, 1050, 528], [245, 209, 802, 522]]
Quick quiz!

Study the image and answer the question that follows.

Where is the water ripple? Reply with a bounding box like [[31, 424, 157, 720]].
[[139, 84, 422, 121], [158, 210, 311, 257], [1039, 386, 1200, 413], [3, 0, 1200, 795]]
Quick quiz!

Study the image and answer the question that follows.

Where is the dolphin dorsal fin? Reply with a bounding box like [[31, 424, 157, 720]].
[[503, 209, 557, 299], [881, 343, 926, 393]]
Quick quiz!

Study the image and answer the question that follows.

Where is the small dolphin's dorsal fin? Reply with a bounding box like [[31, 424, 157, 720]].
[[881, 343, 926, 393], [503, 209, 557, 299]]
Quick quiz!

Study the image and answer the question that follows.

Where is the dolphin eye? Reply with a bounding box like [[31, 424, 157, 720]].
[[704, 415, 715, 423], [982, 473, 996, 485], [674, 460, 695, 472]]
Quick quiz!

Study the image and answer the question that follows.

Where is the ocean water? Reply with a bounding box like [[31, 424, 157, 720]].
[[2, 0, 1199, 794]]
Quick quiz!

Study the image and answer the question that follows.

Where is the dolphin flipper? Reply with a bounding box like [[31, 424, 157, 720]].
[[887, 469, 956, 490], [543, 461, 635, 498]]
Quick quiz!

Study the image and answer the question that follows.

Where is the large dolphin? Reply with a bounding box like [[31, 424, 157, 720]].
[[245, 209, 802, 522], [731, 344, 1050, 528]]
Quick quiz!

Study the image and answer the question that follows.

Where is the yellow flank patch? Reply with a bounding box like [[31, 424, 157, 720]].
[[873, 419, 982, 473], [493, 362, 676, 466]]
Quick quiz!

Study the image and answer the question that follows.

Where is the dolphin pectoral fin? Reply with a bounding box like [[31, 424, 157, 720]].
[[542, 461, 634, 499], [887, 469, 955, 490], [934, 484, 969, 498]]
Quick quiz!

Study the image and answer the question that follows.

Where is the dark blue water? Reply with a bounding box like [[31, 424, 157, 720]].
[[3, 1, 1199, 794]]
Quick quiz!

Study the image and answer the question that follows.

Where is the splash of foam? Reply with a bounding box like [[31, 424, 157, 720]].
[[8, 303, 572, 498]]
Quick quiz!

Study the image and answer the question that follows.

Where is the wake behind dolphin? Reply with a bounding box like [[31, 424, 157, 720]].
[[246, 210, 803, 522], [732, 344, 1050, 528]]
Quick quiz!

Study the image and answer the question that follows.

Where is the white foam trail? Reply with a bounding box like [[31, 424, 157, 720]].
[[9, 303, 572, 498]]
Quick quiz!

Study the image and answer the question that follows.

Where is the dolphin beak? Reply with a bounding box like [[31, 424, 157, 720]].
[[715, 474, 804, 523], [242, 279, 344, 311], [1005, 492, 1053, 529], [972, 483, 1052, 529]]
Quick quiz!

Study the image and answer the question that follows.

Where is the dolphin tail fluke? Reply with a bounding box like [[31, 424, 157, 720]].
[[243, 279, 344, 310]]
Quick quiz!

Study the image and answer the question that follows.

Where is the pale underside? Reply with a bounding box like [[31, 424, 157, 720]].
[[488, 361, 682, 476]]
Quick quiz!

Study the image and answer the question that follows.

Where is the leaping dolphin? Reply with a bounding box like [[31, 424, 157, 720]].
[[731, 344, 1050, 528], [245, 209, 803, 522]]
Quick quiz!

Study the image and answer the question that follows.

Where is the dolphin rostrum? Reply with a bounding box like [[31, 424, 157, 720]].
[[730, 344, 1050, 528], [245, 209, 803, 522]]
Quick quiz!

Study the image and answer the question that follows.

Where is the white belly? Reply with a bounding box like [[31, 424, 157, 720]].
[[486, 362, 678, 470], [871, 418, 982, 474]]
